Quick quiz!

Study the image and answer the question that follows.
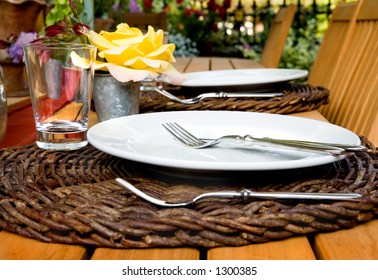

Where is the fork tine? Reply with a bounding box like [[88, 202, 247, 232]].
[[163, 123, 205, 147], [172, 123, 206, 145], [162, 123, 191, 146]]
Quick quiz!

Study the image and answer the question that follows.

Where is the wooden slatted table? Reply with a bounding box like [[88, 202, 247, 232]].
[[0, 57, 377, 260]]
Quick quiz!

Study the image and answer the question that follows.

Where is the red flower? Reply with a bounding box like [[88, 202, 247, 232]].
[[73, 23, 90, 36], [223, 0, 231, 9], [184, 7, 193, 17], [143, 0, 152, 11], [218, 7, 227, 19], [207, 0, 217, 10], [45, 25, 67, 37]]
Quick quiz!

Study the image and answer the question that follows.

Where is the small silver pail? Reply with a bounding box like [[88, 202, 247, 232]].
[[93, 73, 140, 122]]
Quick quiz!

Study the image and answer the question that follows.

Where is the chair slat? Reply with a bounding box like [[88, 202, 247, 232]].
[[309, 1, 358, 89], [260, 4, 297, 68]]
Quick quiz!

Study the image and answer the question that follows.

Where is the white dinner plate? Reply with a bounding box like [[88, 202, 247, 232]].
[[179, 68, 308, 88], [87, 111, 360, 171]]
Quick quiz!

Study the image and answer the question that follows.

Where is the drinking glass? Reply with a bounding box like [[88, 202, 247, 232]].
[[0, 66, 7, 143], [24, 42, 96, 150]]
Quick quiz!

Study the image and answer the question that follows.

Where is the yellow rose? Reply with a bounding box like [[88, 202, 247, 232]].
[[87, 24, 184, 84]]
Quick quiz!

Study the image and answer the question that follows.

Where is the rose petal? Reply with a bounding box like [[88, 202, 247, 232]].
[[107, 64, 151, 82], [124, 56, 169, 70], [70, 51, 91, 68], [146, 44, 176, 62], [163, 64, 186, 85], [87, 30, 116, 52], [100, 45, 143, 65], [100, 23, 143, 41], [94, 61, 110, 71], [112, 36, 144, 46]]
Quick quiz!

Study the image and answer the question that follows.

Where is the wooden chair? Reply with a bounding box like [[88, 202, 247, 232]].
[[259, 4, 297, 68], [308, 0, 378, 137], [121, 12, 168, 31]]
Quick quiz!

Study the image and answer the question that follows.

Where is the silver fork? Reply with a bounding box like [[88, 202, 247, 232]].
[[115, 178, 361, 207], [162, 122, 367, 155], [154, 88, 283, 105]]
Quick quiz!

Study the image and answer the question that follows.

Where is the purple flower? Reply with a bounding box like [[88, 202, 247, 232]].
[[8, 32, 38, 63], [129, 0, 141, 13], [112, 3, 120, 11]]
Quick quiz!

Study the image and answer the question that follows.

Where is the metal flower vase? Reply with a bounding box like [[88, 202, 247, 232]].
[[93, 73, 140, 122]]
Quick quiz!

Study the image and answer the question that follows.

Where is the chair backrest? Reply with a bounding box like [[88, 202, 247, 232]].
[[260, 4, 297, 68], [308, 1, 358, 87], [310, 0, 378, 137], [121, 12, 168, 31]]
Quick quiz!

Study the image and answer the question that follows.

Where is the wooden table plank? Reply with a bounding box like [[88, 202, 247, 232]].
[[184, 57, 211, 72], [209, 57, 234, 70], [314, 220, 378, 260], [91, 248, 200, 260], [173, 57, 192, 73], [230, 58, 265, 69], [208, 237, 316, 260], [291, 110, 328, 122], [0, 231, 88, 260], [6, 96, 31, 113]]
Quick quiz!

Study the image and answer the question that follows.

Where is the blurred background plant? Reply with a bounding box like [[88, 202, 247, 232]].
[[45, 0, 73, 26], [97, 0, 338, 71], [94, 0, 116, 18], [42, 0, 342, 70], [167, 33, 199, 57]]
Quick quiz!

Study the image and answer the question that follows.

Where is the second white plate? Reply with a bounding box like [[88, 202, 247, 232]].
[[179, 68, 308, 88], [87, 111, 360, 171]]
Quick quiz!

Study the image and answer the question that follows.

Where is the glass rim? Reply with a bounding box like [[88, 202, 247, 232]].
[[24, 42, 97, 51]]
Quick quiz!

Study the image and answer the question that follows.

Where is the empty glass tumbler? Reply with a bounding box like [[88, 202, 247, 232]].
[[24, 42, 97, 150], [0, 66, 6, 144]]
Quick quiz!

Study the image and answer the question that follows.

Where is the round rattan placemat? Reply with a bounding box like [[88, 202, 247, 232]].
[[0, 138, 376, 248]]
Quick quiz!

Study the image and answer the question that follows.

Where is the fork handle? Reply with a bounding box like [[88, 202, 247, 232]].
[[242, 135, 366, 155], [242, 190, 362, 201], [214, 92, 283, 98], [193, 189, 361, 202]]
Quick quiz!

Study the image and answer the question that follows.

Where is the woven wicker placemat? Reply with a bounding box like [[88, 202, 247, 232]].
[[0, 138, 377, 248], [140, 84, 329, 114]]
